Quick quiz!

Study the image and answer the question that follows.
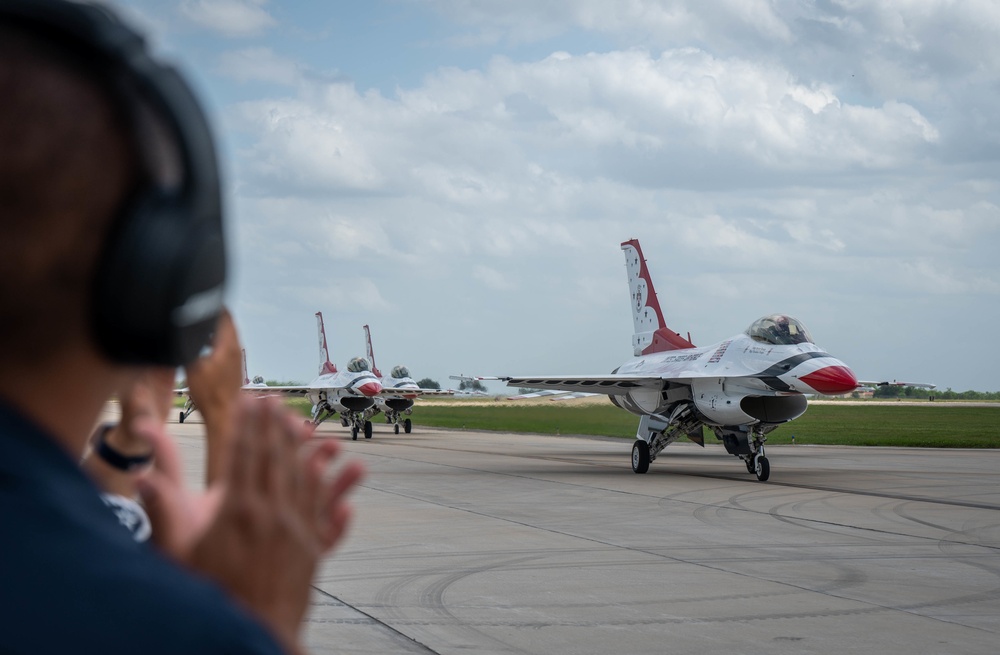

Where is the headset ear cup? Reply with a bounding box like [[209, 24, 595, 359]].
[[91, 195, 225, 366], [2, 0, 227, 366]]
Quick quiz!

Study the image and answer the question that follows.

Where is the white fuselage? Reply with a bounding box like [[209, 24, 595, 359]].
[[375, 375, 419, 413], [306, 369, 383, 413], [612, 332, 855, 427]]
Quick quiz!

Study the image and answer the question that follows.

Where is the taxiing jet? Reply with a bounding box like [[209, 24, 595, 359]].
[[497, 239, 858, 481], [177, 348, 267, 423], [261, 312, 383, 440], [362, 325, 452, 434]]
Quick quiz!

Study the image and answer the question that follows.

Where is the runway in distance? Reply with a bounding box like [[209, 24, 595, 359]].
[[495, 239, 859, 481], [362, 324, 452, 434]]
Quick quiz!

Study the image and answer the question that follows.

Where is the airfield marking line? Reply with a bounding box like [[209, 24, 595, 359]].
[[356, 472, 999, 634], [355, 449, 1000, 553], [360, 437, 1000, 513], [309, 586, 440, 654], [686, 472, 1000, 513]]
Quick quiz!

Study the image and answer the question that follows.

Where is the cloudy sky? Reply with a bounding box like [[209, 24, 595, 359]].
[[112, 0, 999, 392]]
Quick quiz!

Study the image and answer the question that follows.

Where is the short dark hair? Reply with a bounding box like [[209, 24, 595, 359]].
[[0, 23, 137, 362]]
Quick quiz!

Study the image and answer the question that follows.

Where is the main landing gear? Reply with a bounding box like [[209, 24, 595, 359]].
[[386, 410, 414, 435], [349, 417, 373, 440], [631, 440, 650, 474], [178, 399, 196, 424], [632, 409, 774, 482]]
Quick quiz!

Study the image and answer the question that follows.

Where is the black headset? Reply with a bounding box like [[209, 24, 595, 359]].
[[0, 0, 226, 366]]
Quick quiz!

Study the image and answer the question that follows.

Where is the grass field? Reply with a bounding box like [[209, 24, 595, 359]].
[[294, 399, 999, 449], [238, 397, 1000, 448]]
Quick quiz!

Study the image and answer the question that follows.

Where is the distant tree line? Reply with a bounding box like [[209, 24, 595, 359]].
[[416, 378, 440, 389], [459, 379, 487, 392], [870, 386, 1000, 401]]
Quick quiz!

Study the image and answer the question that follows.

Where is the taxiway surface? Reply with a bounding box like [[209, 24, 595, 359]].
[[164, 415, 1000, 655]]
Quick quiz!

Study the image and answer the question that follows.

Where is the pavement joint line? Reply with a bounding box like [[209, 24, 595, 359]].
[[309, 585, 440, 654]]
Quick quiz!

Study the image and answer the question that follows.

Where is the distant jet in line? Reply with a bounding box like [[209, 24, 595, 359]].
[[260, 312, 383, 440], [362, 324, 453, 434], [177, 348, 267, 424]]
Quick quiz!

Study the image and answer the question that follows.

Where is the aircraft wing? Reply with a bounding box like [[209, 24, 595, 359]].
[[243, 384, 314, 396], [858, 380, 937, 390], [501, 374, 663, 395], [378, 387, 454, 397], [507, 389, 600, 401]]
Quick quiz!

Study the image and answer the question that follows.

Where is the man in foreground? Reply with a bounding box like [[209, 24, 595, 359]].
[[0, 2, 363, 653]]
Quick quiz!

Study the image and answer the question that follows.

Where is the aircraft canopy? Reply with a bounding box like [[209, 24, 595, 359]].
[[390, 365, 410, 379], [346, 356, 371, 373], [746, 314, 814, 346]]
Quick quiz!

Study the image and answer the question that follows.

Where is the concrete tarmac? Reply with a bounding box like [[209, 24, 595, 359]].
[[165, 415, 1000, 655]]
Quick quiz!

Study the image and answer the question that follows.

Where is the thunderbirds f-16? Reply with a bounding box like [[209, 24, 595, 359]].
[[497, 239, 859, 481], [260, 312, 383, 439], [362, 324, 452, 434], [177, 348, 266, 424]]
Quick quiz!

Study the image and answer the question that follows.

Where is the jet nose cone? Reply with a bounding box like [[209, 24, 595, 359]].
[[800, 365, 858, 395], [357, 381, 382, 397]]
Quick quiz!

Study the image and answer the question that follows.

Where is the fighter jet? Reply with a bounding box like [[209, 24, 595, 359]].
[[262, 312, 383, 440], [362, 324, 453, 434], [497, 239, 858, 481], [177, 348, 266, 424]]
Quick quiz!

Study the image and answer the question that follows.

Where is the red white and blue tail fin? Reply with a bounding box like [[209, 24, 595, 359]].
[[363, 324, 382, 378], [315, 311, 337, 375], [621, 239, 695, 356]]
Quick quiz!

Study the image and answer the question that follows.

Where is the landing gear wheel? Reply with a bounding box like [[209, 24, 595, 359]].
[[394, 424, 400, 435], [631, 440, 650, 474], [404, 418, 412, 434], [351, 427, 358, 441], [179, 411, 185, 424], [745, 458, 755, 474], [341, 417, 349, 427], [754, 455, 770, 482], [364, 421, 373, 439]]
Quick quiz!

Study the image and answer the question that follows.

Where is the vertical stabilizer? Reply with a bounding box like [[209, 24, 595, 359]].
[[363, 324, 382, 378], [315, 311, 338, 375], [241, 348, 250, 386], [621, 239, 695, 356]]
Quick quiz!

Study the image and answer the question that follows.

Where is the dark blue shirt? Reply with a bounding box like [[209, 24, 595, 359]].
[[0, 401, 285, 654]]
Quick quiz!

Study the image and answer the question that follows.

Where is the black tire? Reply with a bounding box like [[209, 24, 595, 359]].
[[754, 456, 770, 482], [341, 417, 349, 427], [404, 418, 412, 434], [351, 427, 358, 441], [394, 424, 400, 434], [364, 421, 373, 439], [631, 440, 650, 474], [179, 411, 185, 424]]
